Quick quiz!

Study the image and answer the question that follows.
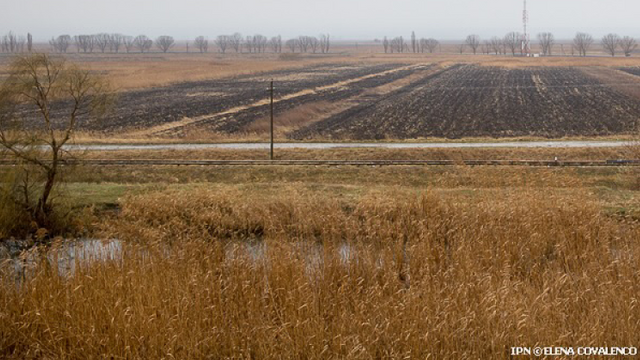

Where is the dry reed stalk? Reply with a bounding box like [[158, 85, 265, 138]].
[[2, 188, 638, 358]]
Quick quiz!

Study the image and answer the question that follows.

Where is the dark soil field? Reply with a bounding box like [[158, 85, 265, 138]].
[[81, 63, 415, 133], [30, 62, 640, 140], [291, 65, 640, 139], [620, 67, 640, 77]]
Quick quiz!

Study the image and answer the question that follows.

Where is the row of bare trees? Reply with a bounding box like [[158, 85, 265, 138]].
[[48, 34, 175, 53], [49, 33, 323, 54], [600, 34, 638, 57], [459, 32, 636, 57], [0, 32, 33, 53], [211, 34, 329, 54], [381, 31, 637, 58], [382, 35, 440, 54]]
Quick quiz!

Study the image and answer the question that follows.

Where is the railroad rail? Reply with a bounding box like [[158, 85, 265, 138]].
[[1, 159, 640, 167]]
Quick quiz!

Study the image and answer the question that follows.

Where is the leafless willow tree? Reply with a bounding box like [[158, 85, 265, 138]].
[[383, 37, 389, 53], [298, 36, 311, 53], [411, 31, 416, 53], [123, 36, 134, 53], [230, 33, 243, 53], [244, 36, 254, 53], [156, 36, 175, 53], [466, 35, 480, 54], [74, 35, 94, 53], [481, 41, 490, 55], [93, 33, 110, 53], [573, 32, 593, 57], [389, 37, 405, 53], [601, 33, 620, 57], [269, 36, 282, 53], [244, 35, 267, 53], [319, 34, 330, 53], [504, 32, 520, 55], [109, 34, 124, 53], [1, 32, 26, 53], [490, 37, 502, 55], [286, 39, 298, 53], [620, 36, 638, 57], [134, 35, 153, 53], [308, 37, 320, 53], [194, 36, 208, 53], [216, 35, 229, 53], [49, 35, 71, 53], [0, 54, 114, 228], [254, 35, 268, 53], [537, 32, 554, 56], [420, 38, 439, 53]]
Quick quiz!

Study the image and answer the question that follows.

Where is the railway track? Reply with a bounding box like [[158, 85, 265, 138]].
[[1, 159, 639, 167]]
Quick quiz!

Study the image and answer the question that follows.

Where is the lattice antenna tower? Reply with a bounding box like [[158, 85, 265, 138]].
[[522, 0, 531, 55]]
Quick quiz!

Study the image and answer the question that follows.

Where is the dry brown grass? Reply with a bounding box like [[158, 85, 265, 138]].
[[3, 49, 638, 92], [79, 146, 633, 161], [1, 187, 639, 358], [77, 54, 640, 90], [243, 100, 338, 135]]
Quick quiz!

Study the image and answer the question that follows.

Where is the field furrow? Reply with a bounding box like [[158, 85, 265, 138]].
[[291, 65, 640, 139]]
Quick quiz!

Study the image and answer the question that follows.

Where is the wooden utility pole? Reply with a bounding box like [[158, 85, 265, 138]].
[[269, 80, 274, 160]]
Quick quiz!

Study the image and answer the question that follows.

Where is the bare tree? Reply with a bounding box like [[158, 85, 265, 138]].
[[390, 37, 405, 53], [411, 31, 416, 53], [573, 32, 593, 57], [123, 36, 134, 53], [27, 33, 33, 52], [298, 36, 311, 53], [286, 39, 298, 53], [269, 36, 282, 53], [245, 36, 254, 53], [457, 42, 466, 54], [194, 36, 208, 53], [109, 34, 124, 53], [601, 33, 620, 57], [94, 33, 110, 53], [16, 36, 26, 53], [504, 32, 520, 56], [134, 35, 153, 53], [490, 37, 502, 55], [319, 34, 330, 53], [537, 32, 555, 56], [420, 38, 439, 53], [383, 37, 389, 53], [481, 41, 490, 55], [466, 35, 481, 54], [253, 35, 268, 53], [620, 36, 638, 57], [49, 35, 71, 53], [74, 35, 94, 53], [1, 32, 20, 53], [0, 54, 114, 228], [230, 33, 243, 53], [156, 36, 175, 53], [308, 37, 320, 53], [216, 35, 229, 53]]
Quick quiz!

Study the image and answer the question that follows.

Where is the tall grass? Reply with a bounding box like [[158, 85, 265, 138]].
[[1, 188, 639, 358]]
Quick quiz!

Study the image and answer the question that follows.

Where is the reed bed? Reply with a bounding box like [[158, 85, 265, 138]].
[[1, 188, 639, 358]]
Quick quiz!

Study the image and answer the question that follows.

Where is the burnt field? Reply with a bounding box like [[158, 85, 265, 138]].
[[620, 67, 640, 77], [30, 62, 640, 140], [73, 62, 418, 133], [291, 65, 640, 139]]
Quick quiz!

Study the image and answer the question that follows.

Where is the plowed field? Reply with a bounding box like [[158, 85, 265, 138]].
[[291, 65, 640, 139]]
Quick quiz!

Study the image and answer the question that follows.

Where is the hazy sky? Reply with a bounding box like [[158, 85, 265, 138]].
[[2, 0, 639, 41]]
